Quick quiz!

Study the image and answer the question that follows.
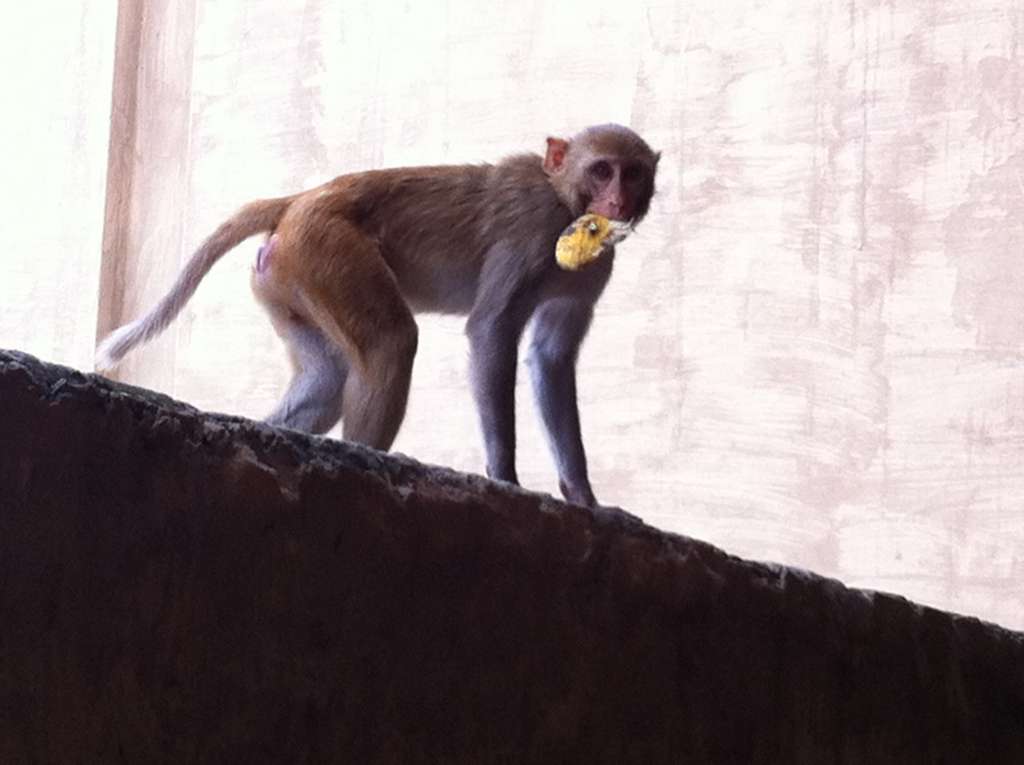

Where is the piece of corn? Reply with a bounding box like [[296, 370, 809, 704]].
[[555, 214, 633, 271]]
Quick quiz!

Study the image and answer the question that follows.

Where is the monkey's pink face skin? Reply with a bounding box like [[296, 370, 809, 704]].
[[584, 159, 649, 222], [542, 136, 658, 224]]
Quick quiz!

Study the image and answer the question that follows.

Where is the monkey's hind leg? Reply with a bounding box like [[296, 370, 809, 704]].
[[289, 223, 419, 452], [266, 315, 350, 434], [253, 266, 350, 434]]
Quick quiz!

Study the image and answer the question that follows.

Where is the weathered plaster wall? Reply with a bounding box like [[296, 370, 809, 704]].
[[1, 1, 1021, 629], [0, 4, 116, 370]]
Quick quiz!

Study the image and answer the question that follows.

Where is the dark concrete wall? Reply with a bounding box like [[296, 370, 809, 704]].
[[1, 349, 1022, 764]]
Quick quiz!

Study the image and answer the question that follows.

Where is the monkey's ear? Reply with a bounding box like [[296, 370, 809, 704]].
[[654, 151, 662, 166], [544, 137, 569, 175]]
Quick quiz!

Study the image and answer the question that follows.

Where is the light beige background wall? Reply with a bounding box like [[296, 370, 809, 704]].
[[2, 1, 1022, 631], [0, 4, 116, 371]]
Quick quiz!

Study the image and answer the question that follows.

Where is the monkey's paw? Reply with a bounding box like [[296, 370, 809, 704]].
[[555, 214, 633, 271]]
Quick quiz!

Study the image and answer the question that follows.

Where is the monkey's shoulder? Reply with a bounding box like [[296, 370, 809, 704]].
[[492, 152, 545, 178], [486, 154, 571, 222]]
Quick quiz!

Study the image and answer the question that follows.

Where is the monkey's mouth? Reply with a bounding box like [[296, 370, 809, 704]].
[[566, 216, 633, 244], [603, 219, 634, 244], [555, 214, 635, 271], [589, 209, 633, 223], [586, 218, 634, 249]]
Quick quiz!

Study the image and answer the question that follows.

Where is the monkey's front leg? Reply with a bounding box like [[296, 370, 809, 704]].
[[467, 315, 522, 486], [527, 298, 599, 508], [531, 354, 597, 508]]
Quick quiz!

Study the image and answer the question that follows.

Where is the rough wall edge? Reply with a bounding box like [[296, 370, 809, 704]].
[[1, 348, 642, 529], [2, 347, 1017, 639], [3, 347, 1024, 763]]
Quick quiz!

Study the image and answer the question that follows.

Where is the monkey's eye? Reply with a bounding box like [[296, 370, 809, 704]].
[[622, 164, 642, 182], [589, 161, 613, 181]]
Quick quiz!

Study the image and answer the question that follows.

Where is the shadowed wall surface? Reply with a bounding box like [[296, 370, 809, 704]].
[[1, 1, 1022, 630], [1, 350, 1023, 763]]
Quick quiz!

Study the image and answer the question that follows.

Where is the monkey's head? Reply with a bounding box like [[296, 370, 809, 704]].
[[543, 124, 660, 224]]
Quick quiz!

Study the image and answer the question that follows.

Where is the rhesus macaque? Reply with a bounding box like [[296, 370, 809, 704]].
[[97, 124, 659, 506]]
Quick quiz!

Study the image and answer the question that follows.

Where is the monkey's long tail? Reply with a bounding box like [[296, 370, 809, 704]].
[[95, 196, 292, 372]]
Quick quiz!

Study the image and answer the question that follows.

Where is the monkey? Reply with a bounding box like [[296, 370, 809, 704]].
[[96, 124, 659, 507]]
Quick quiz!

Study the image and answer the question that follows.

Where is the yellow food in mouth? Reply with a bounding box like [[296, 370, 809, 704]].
[[555, 214, 633, 271]]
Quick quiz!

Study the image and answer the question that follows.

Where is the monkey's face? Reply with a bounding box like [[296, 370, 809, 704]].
[[581, 157, 656, 222], [545, 125, 660, 225]]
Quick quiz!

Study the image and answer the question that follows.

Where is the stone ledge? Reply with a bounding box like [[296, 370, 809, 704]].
[[1, 349, 1021, 764]]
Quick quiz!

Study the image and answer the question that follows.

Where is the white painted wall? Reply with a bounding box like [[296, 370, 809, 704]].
[[3, 0, 1022, 630]]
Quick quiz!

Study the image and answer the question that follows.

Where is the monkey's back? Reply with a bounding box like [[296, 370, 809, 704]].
[[333, 157, 572, 315]]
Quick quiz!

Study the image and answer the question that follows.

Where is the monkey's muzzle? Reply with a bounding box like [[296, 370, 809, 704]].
[[555, 214, 633, 271]]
